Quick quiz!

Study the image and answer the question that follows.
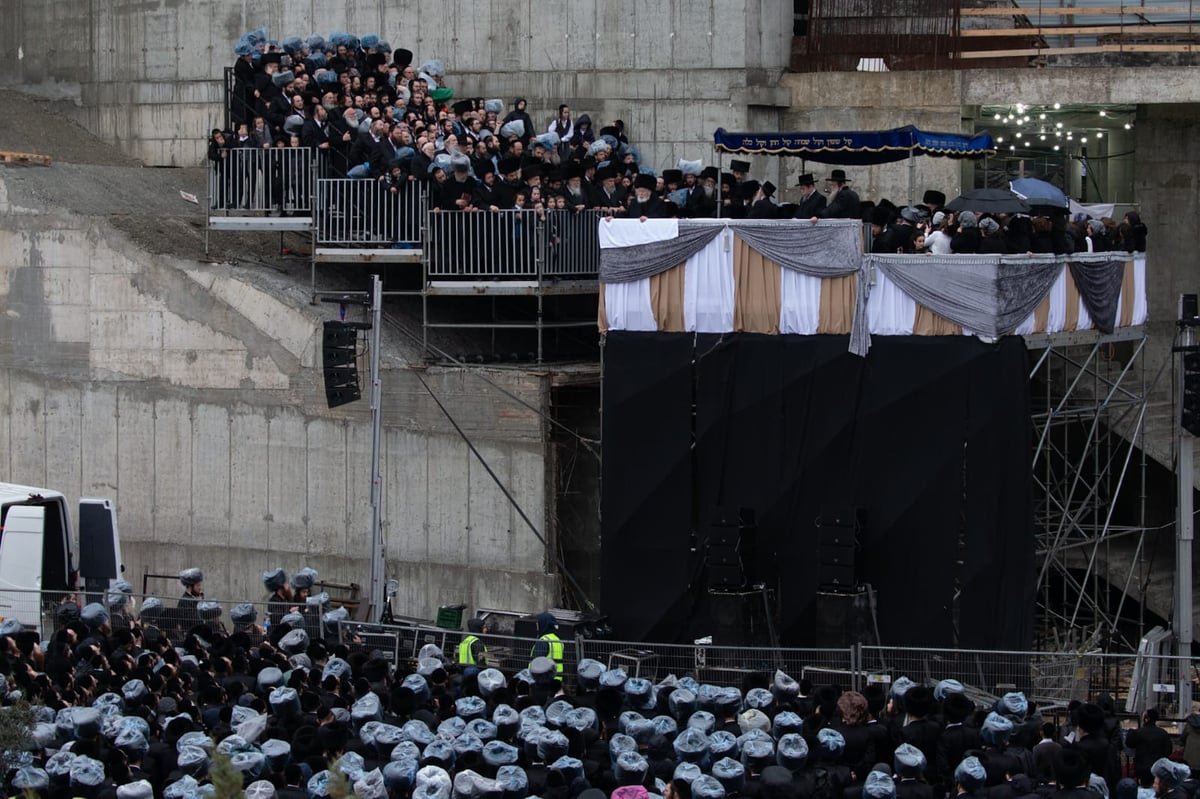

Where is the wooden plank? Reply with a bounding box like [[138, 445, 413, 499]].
[[961, 5, 1192, 15], [961, 23, 1198, 34], [957, 42, 1200, 56], [0, 150, 52, 167]]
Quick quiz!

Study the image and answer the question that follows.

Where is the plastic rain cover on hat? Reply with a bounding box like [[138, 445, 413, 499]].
[[674, 762, 702, 783], [261, 738, 291, 771], [981, 712, 1014, 746], [245, 780, 276, 799], [687, 710, 715, 734], [999, 692, 1028, 718], [69, 755, 106, 788], [818, 727, 846, 754], [462, 720, 495, 744], [673, 727, 709, 763], [934, 679, 964, 701], [693, 775, 725, 799], [237, 712, 269, 744], [484, 739, 519, 767], [385, 758, 420, 791], [13, 766, 49, 791], [478, 669, 506, 696], [177, 745, 210, 775], [356, 768, 387, 799], [777, 734, 809, 770], [864, 771, 896, 799], [163, 775, 200, 799], [615, 751, 649, 784], [178, 731, 214, 752], [416, 765, 453, 799], [955, 756, 987, 789], [308, 770, 334, 798], [713, 757, 745, 793], [231, 751, 266, 778], [457, 696, 487, 721], [338, 751, 366, 781], [496, 765, 528, 799]]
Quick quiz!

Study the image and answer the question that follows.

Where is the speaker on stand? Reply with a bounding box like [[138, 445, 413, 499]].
[[702, 507, 779, 649], [811, 508, 880, 646], [322, 320, 362, 409]]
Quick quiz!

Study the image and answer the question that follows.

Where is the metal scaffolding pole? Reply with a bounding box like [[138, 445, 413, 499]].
[[1028, 330, 1149, 649]]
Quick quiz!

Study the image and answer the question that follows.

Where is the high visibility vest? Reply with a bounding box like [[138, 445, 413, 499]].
[[458, 634, 482, 666], [531, 632, 564, 674]]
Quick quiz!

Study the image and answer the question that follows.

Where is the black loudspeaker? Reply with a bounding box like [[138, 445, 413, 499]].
[[815, 590, 876, 647], [704, 507, 757, 588], [814, 507, 863, 591], [322, 321, 362, 408], [710, 589, 771, 646]]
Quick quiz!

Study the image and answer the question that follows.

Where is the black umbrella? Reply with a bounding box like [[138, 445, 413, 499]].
[[946, 188, 1031, 214]]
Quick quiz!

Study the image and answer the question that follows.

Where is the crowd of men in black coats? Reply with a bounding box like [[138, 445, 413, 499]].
[[0, 566, 1197, 799]]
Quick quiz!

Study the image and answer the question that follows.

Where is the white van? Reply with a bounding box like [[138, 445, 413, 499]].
[[0, 483, 123, 627]]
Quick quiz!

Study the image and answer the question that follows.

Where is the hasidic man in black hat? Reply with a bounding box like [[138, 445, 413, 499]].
[[810, 169, 861, 221], [920, 189, 946, 217], [794, 172, 827, 218], [730, 159, 752, 186], [748, 181, 780, 219], [686, 166, 719, 218], [623, 173, 671, 220], [591, 165, 626, 211]]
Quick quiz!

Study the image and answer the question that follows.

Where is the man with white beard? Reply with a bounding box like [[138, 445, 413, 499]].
[[623, 173, 670, 220], [685, 166, 718, 218], [564, 164, 591, 212]]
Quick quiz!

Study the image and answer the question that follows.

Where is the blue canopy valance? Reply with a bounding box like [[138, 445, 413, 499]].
[[713, 125, 996, 165]]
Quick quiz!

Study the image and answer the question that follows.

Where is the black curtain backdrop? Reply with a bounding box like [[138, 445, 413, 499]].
[[600, 332, 1034, 650]]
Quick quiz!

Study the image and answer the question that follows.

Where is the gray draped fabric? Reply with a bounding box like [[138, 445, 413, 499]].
[[871, 254, 1063, 337], [1068, 257, 1126, 334], [731, 222, 861, 276], [598, 225, 722, 283]]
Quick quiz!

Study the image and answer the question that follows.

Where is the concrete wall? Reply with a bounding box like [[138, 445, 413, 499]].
[[0, 0, 793, 168], [0, 176, 557, 616]]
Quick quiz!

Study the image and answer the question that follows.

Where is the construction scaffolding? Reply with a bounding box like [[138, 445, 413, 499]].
[[1026, 328, 1151, 651]]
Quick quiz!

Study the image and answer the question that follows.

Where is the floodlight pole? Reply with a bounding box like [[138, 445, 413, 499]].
[[368, 274, 385, 623], [1178, 293, 1195, 715]]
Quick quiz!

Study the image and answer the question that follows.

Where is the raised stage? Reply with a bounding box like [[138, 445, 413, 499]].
[[597, 218, 1149, 650]]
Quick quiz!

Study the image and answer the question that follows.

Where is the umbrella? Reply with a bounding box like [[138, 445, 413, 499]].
[[1010, 177, 1069, 208], [946, 188, 1031, 214]]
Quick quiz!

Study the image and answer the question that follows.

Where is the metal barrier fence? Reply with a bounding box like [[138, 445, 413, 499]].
[[860, 646, 1195, 717], [316, 178, 424, 246], [425, 209, 602, 278], [209, 146, 314, 214], [8, 583, 1194, 716]]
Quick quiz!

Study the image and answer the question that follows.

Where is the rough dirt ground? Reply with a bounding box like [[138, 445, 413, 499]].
[[0, 88, 314, 272]]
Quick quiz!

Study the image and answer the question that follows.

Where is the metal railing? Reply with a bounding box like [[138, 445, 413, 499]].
[[209, 146, 314, 214], [5, 583, 1198, 717], [316, 178, 424, 246], [425, 208, 602, 279]]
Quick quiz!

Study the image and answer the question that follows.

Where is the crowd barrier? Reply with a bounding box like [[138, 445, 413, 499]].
[[208, 146, 314, 213], [4, 584, 1193, 719], [317, 177, 424, 245], [425, 209, 604, 279]]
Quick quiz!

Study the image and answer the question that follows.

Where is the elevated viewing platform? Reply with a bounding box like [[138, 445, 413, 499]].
[[596, 218, 1147, 351]]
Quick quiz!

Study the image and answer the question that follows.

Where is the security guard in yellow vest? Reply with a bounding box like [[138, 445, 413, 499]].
[[529, 611, 564, 675], [458, 617, 488, 667]]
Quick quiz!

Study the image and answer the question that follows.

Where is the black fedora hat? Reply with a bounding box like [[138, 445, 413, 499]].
[[796, 172, 817, 186], [825, 169, 851, 182]]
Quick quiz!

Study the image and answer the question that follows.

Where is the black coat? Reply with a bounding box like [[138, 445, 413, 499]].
[[819, 186, 861, 219], [623, 196, 672, 219], [796, 190, 828, 219], [1125, 723, 1172, 780]]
